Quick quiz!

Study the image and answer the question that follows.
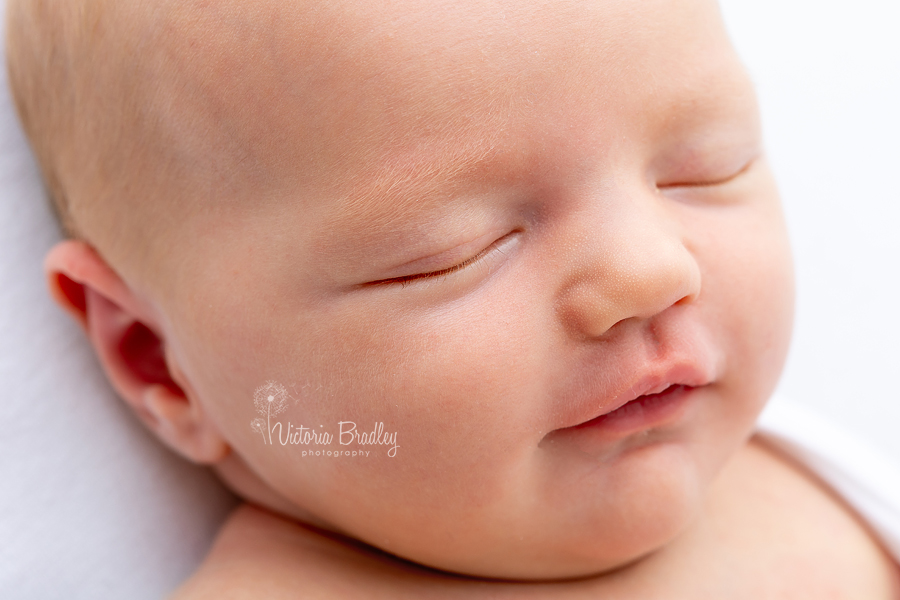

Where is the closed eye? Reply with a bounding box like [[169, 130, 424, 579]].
[[365, 231, 519, 287], [657, 155, 757, 190]]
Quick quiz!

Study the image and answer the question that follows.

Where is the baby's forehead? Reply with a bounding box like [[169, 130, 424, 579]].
[[147, 0, 746, 188], [49, 0, 750, 293]]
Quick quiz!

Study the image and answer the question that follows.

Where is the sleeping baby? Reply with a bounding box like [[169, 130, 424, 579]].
[[6, 0, 899, 596]]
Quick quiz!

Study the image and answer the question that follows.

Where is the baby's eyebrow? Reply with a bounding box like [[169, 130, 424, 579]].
[[322, 140, 512, 235]]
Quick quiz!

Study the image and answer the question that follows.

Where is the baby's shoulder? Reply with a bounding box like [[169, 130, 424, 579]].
[[168, 504, 482, 599], [166, 504, 329, 600], [683, 436, 900, 597], [168, 502, 440, 600]]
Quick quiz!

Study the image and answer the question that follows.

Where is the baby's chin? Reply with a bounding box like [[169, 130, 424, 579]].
[[434, 451, 703, 580], [292, 440, 709, 582]]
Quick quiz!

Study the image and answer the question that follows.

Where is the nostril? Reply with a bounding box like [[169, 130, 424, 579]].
[[674, 290, 697, 307], [557, 242, 701, 340]]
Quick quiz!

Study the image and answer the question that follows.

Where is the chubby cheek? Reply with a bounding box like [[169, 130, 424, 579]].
[[172, 267, 550, 527], [301, 295, 547, 507], [695, 193, 794, 465]]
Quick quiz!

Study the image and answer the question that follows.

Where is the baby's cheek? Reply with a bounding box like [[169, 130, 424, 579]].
[[211, 299, 550, 549], [729, 202, 794, 379], [698, 195, 794, 423], [318, 299, 545, 484], [208, 289, 537, 479]]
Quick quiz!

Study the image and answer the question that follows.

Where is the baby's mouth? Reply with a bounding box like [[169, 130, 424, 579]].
[[571, 383, 695, 432], [544, 358, 714, 455], [542, 382, 702, 459]]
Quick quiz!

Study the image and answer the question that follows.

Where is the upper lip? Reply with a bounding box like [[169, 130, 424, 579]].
[[607, 363, 710, 414]]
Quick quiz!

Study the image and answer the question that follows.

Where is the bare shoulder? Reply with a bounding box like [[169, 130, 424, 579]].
[[167, 503, 332, 600], [167, 504, 497, 600], [167, 504, 604, 600], [166, 503, 441, 600], [691, 436, 900, 598]]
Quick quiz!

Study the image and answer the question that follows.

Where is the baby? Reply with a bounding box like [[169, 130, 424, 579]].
[[6, 0, 899, 596]]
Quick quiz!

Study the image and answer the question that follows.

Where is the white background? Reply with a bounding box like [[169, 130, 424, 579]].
[[719, 0, 900, 459]]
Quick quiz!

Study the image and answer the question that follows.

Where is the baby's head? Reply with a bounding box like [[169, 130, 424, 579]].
[[7, 0, 794, 579]]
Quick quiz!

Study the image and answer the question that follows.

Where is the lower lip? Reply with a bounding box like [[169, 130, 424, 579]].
[[569, 384, 696, 438]]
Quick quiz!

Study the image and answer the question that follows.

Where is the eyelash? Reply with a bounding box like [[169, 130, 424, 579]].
[[369, 232, 517, 287], [657, 156, 756, 189]]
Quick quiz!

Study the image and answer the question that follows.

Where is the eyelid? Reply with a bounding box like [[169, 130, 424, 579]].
[[366, 231, 518, 287], [656, 153, 758, 189]]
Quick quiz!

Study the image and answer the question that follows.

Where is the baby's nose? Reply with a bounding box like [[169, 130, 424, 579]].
[[555, 190, 701, 339]]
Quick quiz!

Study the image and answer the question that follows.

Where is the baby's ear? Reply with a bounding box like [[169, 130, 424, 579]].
[[43, 240, 229, 465]]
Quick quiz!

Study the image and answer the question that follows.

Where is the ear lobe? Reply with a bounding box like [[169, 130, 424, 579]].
[[141, 373, 232, 465], [43, 239, 230, 464]]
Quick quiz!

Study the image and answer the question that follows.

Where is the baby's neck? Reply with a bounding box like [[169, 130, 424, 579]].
[[171, 438, 899, 599]]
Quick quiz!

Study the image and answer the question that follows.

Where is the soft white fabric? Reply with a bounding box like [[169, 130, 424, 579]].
[[757, 396, 900, 563], [0, 2, 237, 598]]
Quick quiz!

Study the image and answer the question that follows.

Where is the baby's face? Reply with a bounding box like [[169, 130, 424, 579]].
[[139, 0, 793, 579]]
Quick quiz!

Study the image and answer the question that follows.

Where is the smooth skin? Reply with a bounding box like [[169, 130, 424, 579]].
[[29, 0, 900, 595], [169, 440, 898, 598]]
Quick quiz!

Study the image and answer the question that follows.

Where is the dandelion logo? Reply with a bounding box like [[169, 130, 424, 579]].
[[250, 418, 267, 443], [252, 381, 290, 445]]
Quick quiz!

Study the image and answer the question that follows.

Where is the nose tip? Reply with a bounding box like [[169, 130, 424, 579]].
[[557, 226, 702, 339]]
